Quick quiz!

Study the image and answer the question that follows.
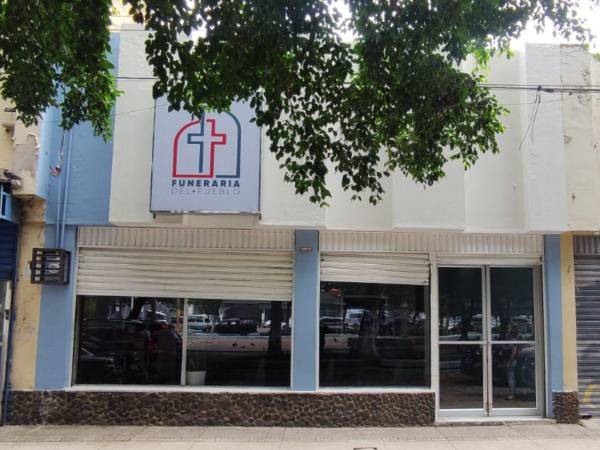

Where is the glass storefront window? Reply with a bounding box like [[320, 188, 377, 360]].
[[74, 296, 291, 387], [75, 296, 184, 385], [185, 299, 291, 387], [319, 282, 430, 388]]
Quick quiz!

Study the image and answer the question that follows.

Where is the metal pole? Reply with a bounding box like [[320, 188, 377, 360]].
[[59, 130, 74, 248]]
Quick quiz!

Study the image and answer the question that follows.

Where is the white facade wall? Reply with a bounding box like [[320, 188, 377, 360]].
[[110, 25, 600, 233]]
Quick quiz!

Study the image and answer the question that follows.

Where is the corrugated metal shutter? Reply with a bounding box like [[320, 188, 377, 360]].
[[575, 254, 600, 416], [320, 252, 429, 285], [0, 223, 18, 280], [77, 248, 293, 301]]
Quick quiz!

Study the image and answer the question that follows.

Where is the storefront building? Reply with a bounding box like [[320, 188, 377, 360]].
[[4, 28, 600, 425]]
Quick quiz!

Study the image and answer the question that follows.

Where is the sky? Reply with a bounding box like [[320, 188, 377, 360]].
[[511, 0, 600, 51], [333, 0, 600, 51]]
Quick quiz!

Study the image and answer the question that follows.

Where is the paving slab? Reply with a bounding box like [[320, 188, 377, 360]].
[[438, 425, 522, 440], [131, 426, 208, 441], [190, 443, 282, 450], [449, 439, 541, 450], [580, 419, 600, 434], [283, 427, 370, 442], [382, 441, 455, 450], [509, 423, 591, 438], [4, 428, 66, 443], [103, 442, 194, 450], [200, 426, 286, 442], [0, 422, 596, 449], [6, 444, 104, 450], [57, 426, 144, 442], [531, 437, 600, 450], [281, 443, 383, 450], [359, 427, 445, 442], [0, 428, 40, 443]]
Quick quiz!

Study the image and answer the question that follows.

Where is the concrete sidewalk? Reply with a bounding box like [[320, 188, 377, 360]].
[[0, 421, 599, 449]]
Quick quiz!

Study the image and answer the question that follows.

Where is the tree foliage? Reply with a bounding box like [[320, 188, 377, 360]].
[[0, 1, 594, 204]]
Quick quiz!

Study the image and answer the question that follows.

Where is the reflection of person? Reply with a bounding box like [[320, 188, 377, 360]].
[[504, 324, 521, 400], [358, 310, 379, 361]]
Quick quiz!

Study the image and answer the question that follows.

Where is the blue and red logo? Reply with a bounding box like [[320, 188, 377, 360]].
[[172, 112, 241, 179]]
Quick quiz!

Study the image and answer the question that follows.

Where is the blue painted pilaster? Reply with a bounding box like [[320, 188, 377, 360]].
[[292, 230, 319, 391], [544, 234, 563, 417], [35, 225, 78, 389]]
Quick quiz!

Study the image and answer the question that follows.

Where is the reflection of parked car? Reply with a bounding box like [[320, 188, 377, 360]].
[[78, 319, 182, 384], [188, 315, 212, 333], [214, 318, 258, 335], [320, 316, 344, 334], [344, 308, 367, 331]]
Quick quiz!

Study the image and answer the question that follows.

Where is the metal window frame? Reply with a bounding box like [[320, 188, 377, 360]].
[[436, 263, 544, 418]]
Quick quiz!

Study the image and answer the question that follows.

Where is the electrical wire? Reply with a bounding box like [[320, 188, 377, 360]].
[[114, 75, 600, 95], [35, 81, 600, 126]]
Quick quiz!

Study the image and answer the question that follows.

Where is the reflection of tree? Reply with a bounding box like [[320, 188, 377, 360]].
[[439, 269, 481, 339], [128, 298, 146, 320], [490, 268, 534, 339], [268, 301, 283, 356], [439, 268, 534, 340]]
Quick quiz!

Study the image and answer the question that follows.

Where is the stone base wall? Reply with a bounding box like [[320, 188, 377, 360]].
[[7, 390, 435, 427], [552, 391, 579, 424]]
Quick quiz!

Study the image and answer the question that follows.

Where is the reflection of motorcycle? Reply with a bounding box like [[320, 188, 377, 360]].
[[515, 346, 536, 389], [78, 319, 182, 385]]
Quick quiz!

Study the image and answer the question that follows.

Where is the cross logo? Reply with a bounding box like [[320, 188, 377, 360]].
[[171, 112, 241, 178]]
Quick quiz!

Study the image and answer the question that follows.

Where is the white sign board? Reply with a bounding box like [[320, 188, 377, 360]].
[[151, 101, 261, 213]]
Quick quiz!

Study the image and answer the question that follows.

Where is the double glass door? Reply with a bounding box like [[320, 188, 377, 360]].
[[438, 266, 541, 416]]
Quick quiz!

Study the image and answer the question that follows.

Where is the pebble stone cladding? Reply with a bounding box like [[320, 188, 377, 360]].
[[552, 391, 579, 424], [6, 391, 435, 427]]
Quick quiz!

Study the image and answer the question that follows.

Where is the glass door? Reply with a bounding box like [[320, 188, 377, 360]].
[[438, 266, 542, 417], [488, 267, 540, 415], [438, 267, 487, 415]]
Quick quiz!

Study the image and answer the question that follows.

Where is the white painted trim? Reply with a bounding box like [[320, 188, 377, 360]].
[[0, 281, 12, 405], [436, 265, 544, 418], [436, 415, 545, 423], [320, 231, 543, 254], [316, 387, 433, 393], [67, 232, 80, 388], [541, 257, 551, 417], [289, 235, 296, 390], [533, 266, 545, 417], [65, 385, 433, 394], [314, 234, 321, 390], [437, 254, 542, 266], [67, 385, 292, 393], [78, 227, 294, 251], [180, 299, 188, 386], [429, 254, 440, 419]]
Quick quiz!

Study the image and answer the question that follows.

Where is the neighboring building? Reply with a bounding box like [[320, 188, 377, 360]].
[[0, 94, 47, 417], [3, 26, 600, 425]]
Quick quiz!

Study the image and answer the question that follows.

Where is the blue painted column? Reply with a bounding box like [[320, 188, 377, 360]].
[[544, 234, 563, 417], [292, 230, 319, 391], [35, 225, 78, 389]]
